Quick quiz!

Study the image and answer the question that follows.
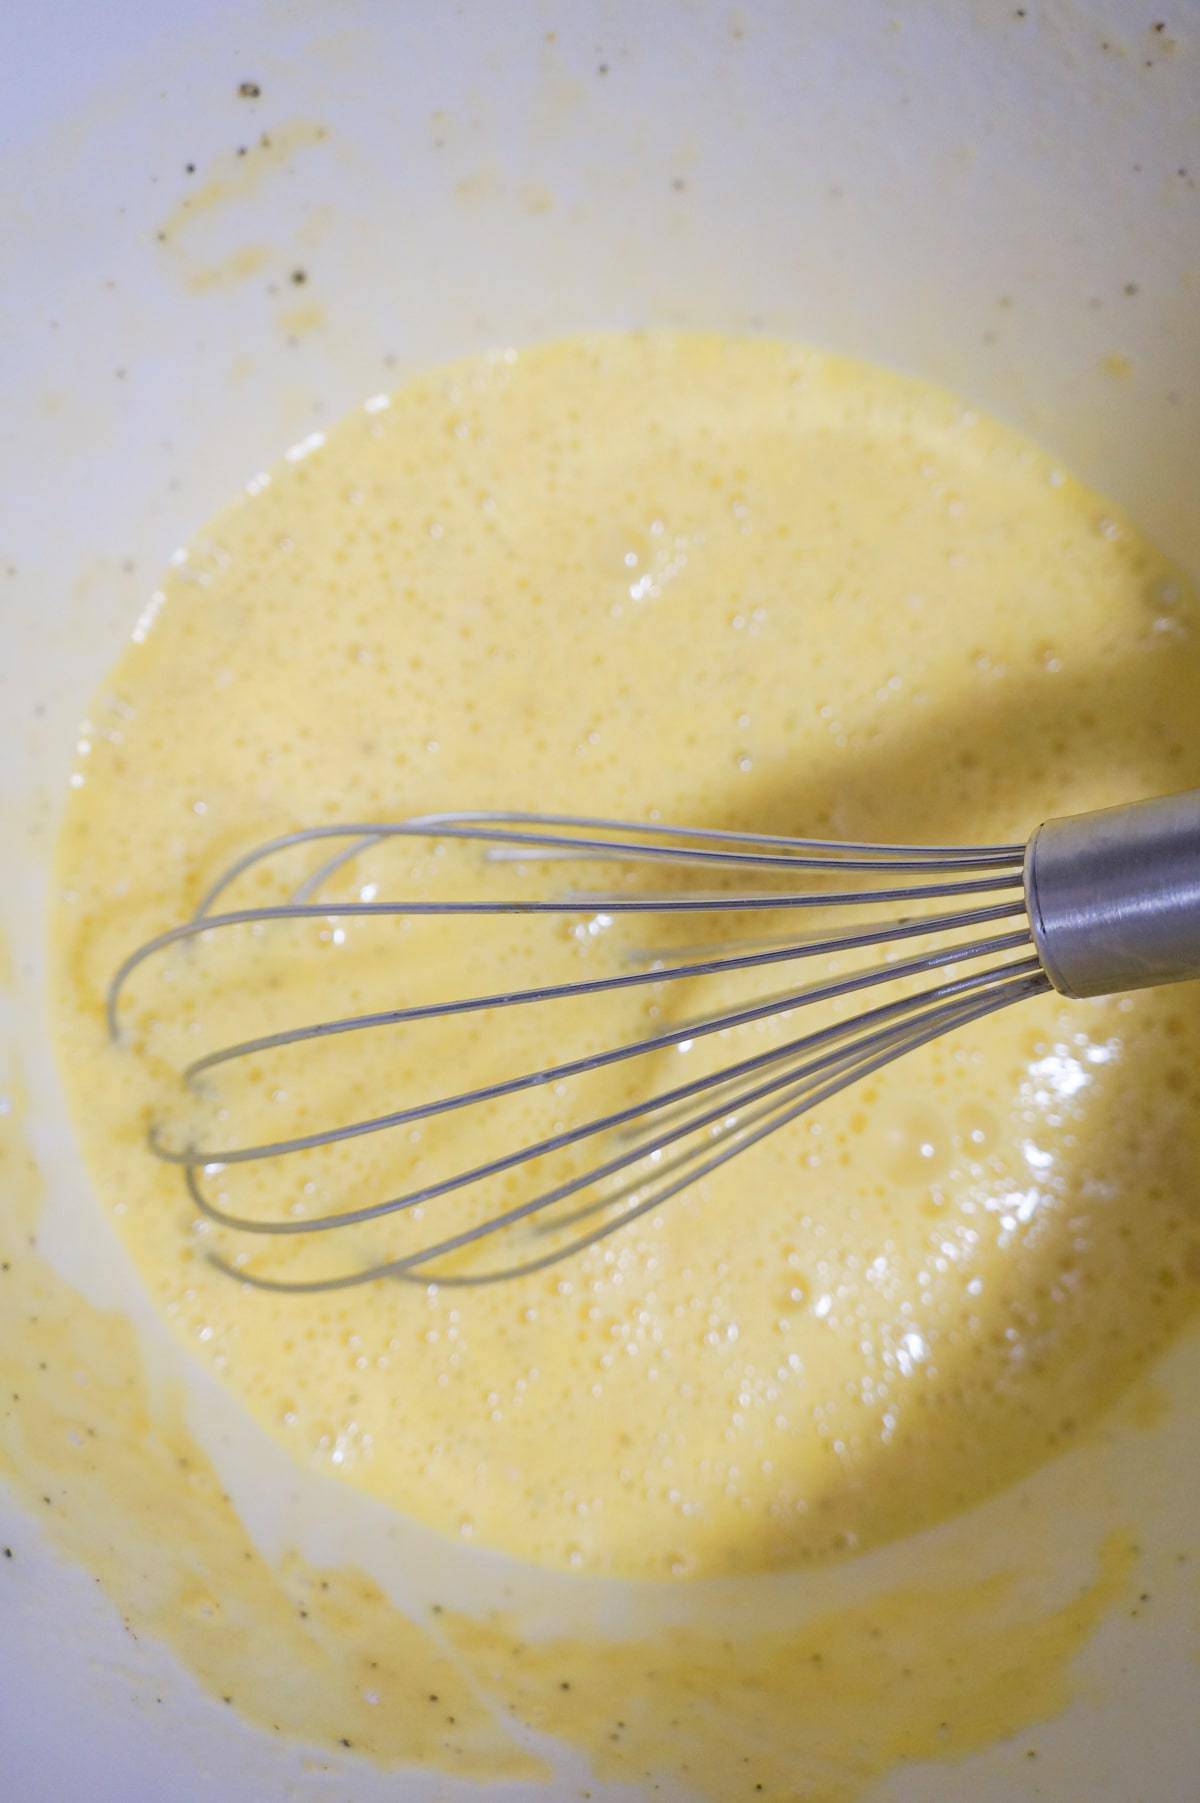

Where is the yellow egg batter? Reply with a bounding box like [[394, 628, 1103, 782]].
[[0, 1055, 1173, 1801], [51, 333, 1200, 1592]]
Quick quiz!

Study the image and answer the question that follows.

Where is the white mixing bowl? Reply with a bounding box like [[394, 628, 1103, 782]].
[[2, 3, 1198, 1798]]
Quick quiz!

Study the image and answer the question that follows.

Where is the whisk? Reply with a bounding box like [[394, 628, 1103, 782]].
[[106, 791, 1200, 1292]]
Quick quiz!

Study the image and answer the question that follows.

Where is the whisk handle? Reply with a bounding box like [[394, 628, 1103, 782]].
[[1025, 789, 1200, 999]]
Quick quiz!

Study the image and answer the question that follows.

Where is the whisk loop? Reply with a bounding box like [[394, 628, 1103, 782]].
[[107, 808, 1069, 1290]]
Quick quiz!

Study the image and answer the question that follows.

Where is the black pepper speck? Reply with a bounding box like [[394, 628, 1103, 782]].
[[238, 80, 262, 98]]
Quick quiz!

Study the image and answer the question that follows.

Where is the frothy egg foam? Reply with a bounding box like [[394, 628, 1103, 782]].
[[52, 332, 1200, 1578]]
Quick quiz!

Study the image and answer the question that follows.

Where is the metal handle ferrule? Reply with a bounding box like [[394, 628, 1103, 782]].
[[1025, 789, 1200, 999]]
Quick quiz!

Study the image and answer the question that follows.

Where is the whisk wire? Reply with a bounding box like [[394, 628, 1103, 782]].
[[181, 902, 1027, 1085], [108, 809, 1056, 1291], [190, 811, 1027, 922], [207, 967, 1046, 1293], [154, 925, 1032, 1167], [182, 952, 1043, 1237]]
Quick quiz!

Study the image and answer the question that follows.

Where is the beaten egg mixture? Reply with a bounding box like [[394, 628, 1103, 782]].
[[52, 334, 1200, 1593]]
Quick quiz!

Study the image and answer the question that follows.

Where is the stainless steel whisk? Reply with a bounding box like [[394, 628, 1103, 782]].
[[106, 792, 1200, 1292]]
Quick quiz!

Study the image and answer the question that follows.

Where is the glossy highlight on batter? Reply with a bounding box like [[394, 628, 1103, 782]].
[[52, 333, 1200, 1581]]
